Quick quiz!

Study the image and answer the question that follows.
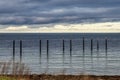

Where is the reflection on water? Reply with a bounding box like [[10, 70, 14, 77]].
[[0, 38, 120, 75]]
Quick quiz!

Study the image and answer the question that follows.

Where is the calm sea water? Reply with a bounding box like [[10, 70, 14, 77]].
[[0, 33, 120, 75]]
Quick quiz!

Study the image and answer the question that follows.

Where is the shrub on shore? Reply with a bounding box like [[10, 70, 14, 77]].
[[0, 76, 16, 80], [0, 61, 30, 80]]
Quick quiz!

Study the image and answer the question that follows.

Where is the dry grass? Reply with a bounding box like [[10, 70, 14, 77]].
[[11, 74, 120, 80], [0, 61, 30, 80], [0, 61, 30, 75], [1, 74, 120, 80], [0, 61, 120, 80]]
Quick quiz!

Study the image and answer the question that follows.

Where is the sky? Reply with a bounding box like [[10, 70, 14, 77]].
[[0, 0, 120, 33]]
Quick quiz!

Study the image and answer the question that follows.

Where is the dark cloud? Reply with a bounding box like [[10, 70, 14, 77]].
[[0, 0, 120, 25]]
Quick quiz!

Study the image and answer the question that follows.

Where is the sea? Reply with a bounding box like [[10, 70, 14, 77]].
[[0, 33, 120, 75]]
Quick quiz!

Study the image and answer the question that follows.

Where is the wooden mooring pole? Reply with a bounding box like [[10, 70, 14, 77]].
[[97, 40, 99, 51], [20, 40, 22, 63], [91, 39, 93, 54], [105, 39, 108, 74], [13, 40, 15, 62], [82, 37, 85, 73], [63, 40, 65, 59], [70, 40, 72, 57], [105, 39, 108, 57], [47, 40, 49, 63], [90, 39, 94, 73], [96, 40, 99, 58], [63, 40, 65, 55], [70, 40, 72, 69], [83, 37, 85, 53], [39, 40, 42, 63]]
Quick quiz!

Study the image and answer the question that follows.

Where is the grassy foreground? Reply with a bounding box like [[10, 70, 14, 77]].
[[0, 61, 120, 80], [0, 74, 120, 80]]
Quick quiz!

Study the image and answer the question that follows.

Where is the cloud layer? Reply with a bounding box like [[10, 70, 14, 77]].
[[0, 0, 120, 25], [1, 22, 120, 33]]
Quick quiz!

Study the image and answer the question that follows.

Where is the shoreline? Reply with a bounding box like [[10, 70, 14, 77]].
[[1, 74, 120, 80]]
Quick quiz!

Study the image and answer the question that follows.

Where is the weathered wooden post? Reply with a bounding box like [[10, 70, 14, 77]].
[[96, 40, 99, 58], [46, 40, 49, 72], [105, 39, 108, 74], [105, 39, 108, 57], [90, 39, 94, 73], [82, 37, 85, 73], [13, 40, 15, 62], [20, 40, 22, 63], [63, 40, 65, 62], [47, 40, 49, 63], [39, 40, 42, 64], [12, 40, 15, 75], [63, 40, 65, 56], [97, 40, 99, 51], [70, 40, 72, 57], [83, 37, 85, 53], [70, 40, 72, 69], [91, 39, 93, 57]]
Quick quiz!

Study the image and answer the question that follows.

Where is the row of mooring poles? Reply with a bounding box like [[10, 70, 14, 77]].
[[12, 40, 22, 63], [13, 40, 50, 64], [81, 38, 108, 74], [13, 37, 108, 74], [12, 39, 108, 57]]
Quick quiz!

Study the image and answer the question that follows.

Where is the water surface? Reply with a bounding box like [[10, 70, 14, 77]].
[[0, 33, 120, 75]]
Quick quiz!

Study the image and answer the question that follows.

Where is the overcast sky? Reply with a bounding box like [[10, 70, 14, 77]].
[[0, 0, 120, 32]]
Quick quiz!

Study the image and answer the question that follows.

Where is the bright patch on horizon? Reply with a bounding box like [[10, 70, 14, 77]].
[[0, 22, 120, 33]]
